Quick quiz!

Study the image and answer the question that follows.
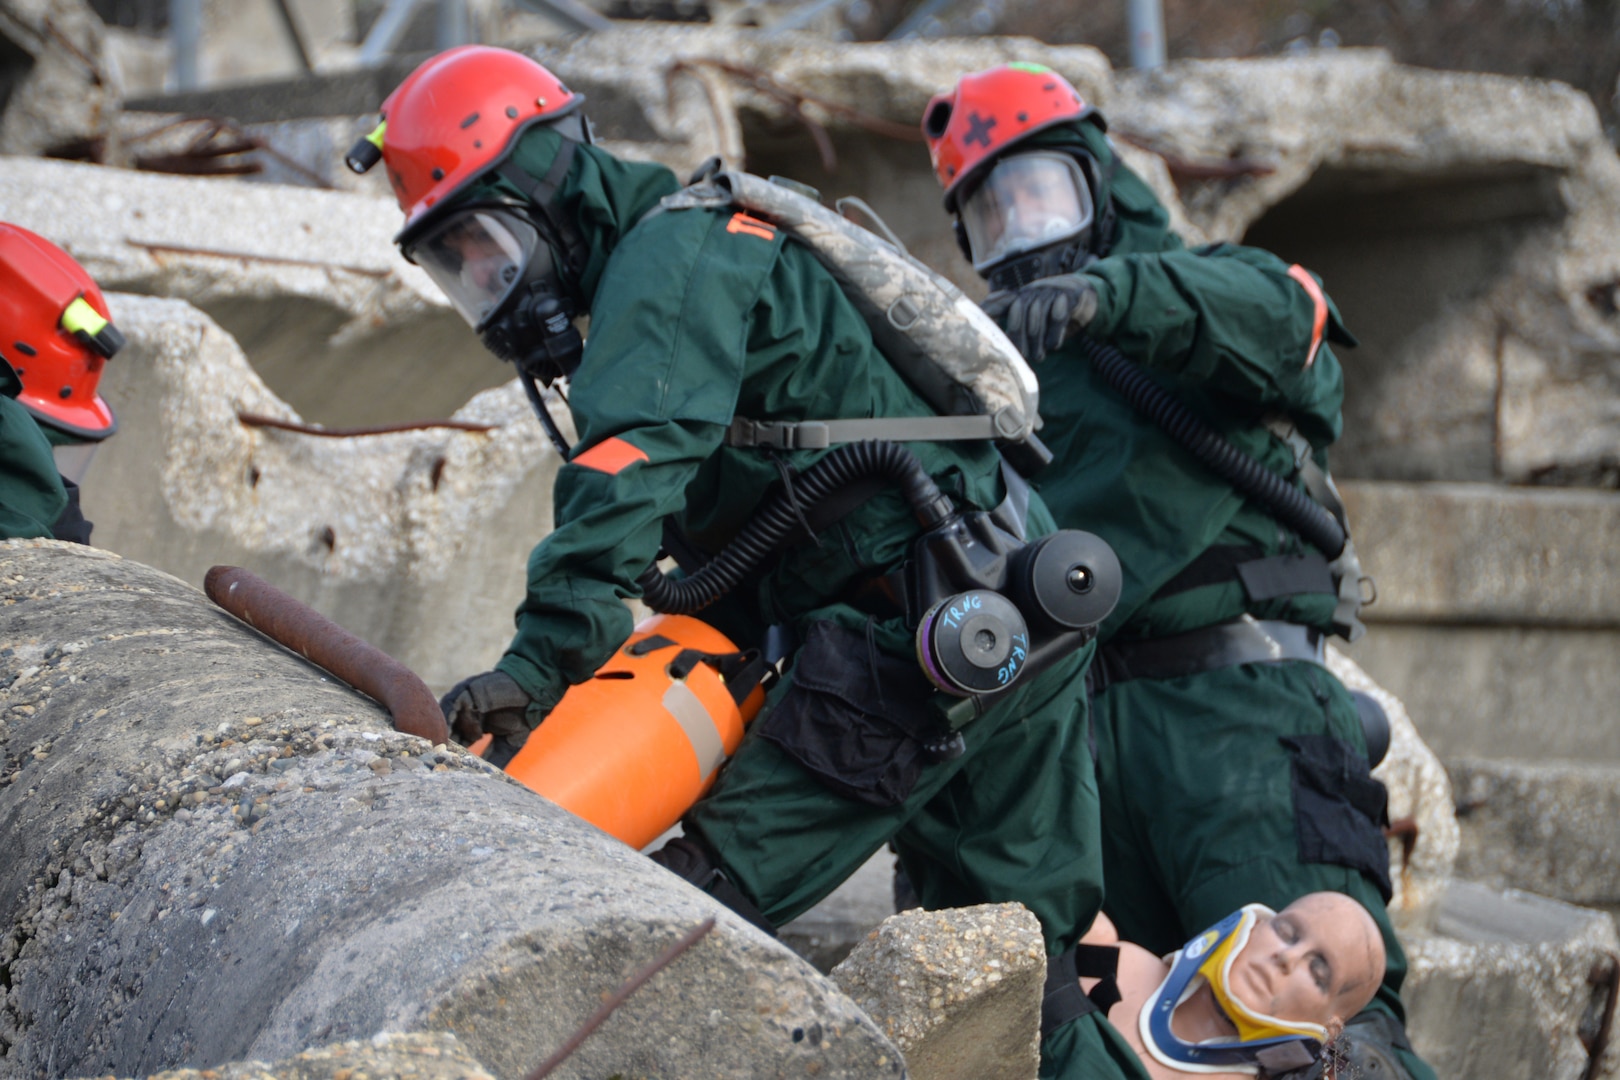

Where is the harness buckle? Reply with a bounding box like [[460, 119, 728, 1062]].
[[726, 419, 830, 450]]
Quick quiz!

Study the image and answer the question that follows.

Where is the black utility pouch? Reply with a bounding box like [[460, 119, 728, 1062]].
[[1279, 734, 1393, 901], [757, 620, 943, 808]]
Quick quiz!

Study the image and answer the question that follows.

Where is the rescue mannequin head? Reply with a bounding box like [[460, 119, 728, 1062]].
[[1137, 891, 1386, 1075], [922, 63, 1107, 289], [349, 45, 593, 385], [1225, 891, 1385, 1038], [0, 223, 122, 481]]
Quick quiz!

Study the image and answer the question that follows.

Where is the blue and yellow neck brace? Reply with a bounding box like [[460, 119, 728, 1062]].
[[1139, 905, 1326, 1075]]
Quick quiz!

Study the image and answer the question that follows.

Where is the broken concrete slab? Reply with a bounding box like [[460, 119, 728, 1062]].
[[831, 903, 1044, 1080], [79, 293, 561, 693], [1327, 646, 1459, 931], [0, 156, 505, 428], [1448, 758, 1620, 908], [0, 541, 904, 1080], [1404, 881, 1620, 1080], [0, 0, 118, 158]]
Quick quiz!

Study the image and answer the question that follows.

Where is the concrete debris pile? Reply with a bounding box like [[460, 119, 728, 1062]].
[[0, 542, 903, 1080], [0, 25, 1616, 1079]]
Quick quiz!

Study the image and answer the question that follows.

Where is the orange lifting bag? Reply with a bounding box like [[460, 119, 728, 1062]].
[[503, 614, 768, 850]]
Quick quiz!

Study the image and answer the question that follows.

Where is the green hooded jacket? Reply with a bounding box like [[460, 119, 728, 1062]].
[[1018, 120, 1355, 642], [0, 359, 68, 540], [476, 128, 1031, 715]]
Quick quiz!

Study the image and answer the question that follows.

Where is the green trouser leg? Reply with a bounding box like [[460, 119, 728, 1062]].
[[1039, 1013, 1151, 1080], [685, 648, 1143, 1079], [1092, 659, 1437, 1080]]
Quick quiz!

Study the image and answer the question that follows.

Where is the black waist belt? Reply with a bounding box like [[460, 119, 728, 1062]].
[[1090, 615, 1325, 697]]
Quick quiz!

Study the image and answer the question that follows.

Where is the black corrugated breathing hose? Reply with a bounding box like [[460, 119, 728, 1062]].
[[638, 440, 954, 614], [1074, 335, 1346, 559]]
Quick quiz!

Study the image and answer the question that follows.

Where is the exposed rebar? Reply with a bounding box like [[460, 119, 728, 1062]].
[[237, 411, 498, 437], [204, 565, 449, 745], [525, 916, 718, 1080]]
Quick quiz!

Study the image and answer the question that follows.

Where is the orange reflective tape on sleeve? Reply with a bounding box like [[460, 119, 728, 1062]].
[[571, 436, 649, 475], [1287, 264, 1329, 370], [726, 212, 777, 242]]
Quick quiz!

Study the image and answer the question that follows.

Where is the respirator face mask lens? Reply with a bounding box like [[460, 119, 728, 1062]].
[[407, 208, 547, 330], [960, 152, 1094, 272]]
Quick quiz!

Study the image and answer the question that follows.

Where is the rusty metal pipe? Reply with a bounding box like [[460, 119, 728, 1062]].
[[204, 565, 449, 745]]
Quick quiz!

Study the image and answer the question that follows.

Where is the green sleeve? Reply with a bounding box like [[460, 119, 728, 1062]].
[[494, 209, 778, 715], [0, 378, 68, 540], [1081, 243, 1351, 445]]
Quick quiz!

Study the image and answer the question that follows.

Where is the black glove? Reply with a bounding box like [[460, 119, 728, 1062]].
[[438, 670, 534, 764], [981, 273, 1099, 364]]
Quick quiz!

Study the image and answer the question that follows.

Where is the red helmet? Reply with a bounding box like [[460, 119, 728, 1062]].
[[923, 63, 1094, 211], [0, 223, 120, 441], [352, 46, 585, 239]]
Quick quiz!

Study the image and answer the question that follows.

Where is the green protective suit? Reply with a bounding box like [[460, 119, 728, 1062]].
[[0, 359, 67, 540], [1010, 120, 1434, 1080], [471, 128, 1146, 1080]]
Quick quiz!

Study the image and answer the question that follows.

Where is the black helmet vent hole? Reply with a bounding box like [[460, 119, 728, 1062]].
[[924, 100, 953, 139]]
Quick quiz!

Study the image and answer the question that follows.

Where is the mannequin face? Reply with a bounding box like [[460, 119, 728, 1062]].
[[1226, 892, 1385, 1032]]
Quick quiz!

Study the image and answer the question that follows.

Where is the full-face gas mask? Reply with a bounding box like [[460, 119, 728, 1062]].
[[403, 205, 584, 388], [957, 150, 1102, 291]]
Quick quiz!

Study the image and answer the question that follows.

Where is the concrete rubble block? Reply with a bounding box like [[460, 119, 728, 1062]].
[[0, 156, 508, 427], [830, 903, 1044, 1080], [0, 542, 904, 1080], [1326, 647, 1458, 931], [91, 1031, 497, 1080], [79, 293, 561, 692], [1448, 758, 1620, 907], [1344, 623, 1620, 763], [0, 0, 118, 157], [1404, 881, 1620, 1080], [1340, 480, 1620, 625]]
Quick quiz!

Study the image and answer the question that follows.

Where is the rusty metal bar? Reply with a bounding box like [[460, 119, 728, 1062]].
[[525, 916, 718, 1080], [204, 565, 449, 745], [237, 411, 498, 437], [128, 241, 388, 277]]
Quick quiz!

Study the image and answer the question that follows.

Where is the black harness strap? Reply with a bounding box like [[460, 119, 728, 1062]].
[[1235, 553, 1336, 603], [629, 635, 771, 709], [1089, 616, 1326, 698], [1154, 544, 1335, 604], [498, 137, 589, 278], [1042, 946, 1100, 1037], [1074, 943, 1123, 1014]]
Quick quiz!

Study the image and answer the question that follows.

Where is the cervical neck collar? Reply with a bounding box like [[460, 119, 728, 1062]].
[[1139, 904, 1327, 1075]]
